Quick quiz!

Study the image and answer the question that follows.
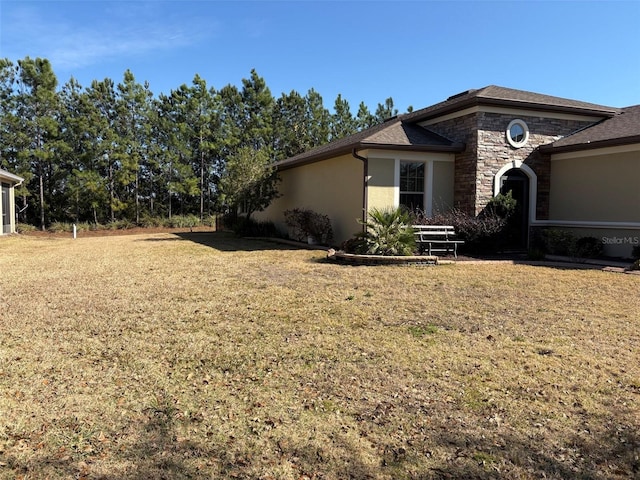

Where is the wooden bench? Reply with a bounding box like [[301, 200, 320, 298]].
[[412, 225, 465, 258]]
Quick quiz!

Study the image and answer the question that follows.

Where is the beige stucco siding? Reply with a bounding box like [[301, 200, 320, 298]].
[[546, 146, 640, 257], [255, 154, 363, 243], [432, 161, 455, 214], [367, 157, 395, 210], [257, 151, 457, 245], [549, 149, 640, 222]]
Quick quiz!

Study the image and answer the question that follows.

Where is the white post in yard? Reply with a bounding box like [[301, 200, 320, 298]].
[[73, 224, 77, 239]]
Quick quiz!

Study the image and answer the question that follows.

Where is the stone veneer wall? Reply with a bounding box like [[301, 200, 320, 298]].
[[428, 112, 598, 218]]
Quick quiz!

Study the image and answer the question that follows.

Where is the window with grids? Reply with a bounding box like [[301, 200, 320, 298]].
[[399, 162, 425, 211]]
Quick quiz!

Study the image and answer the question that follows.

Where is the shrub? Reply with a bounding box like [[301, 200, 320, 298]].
[[572, 236, 603, 259], [140, 215, 164, 228], [632, 245, 640, 260], [415, 208, 508, 254], [484, 191, 517, 218], [75, 222, 92, 232], [232, 217, 280, 237], [167, 214, 200, 229], [202, 215, 218, 228], [16, 223, 37, 233], [527, 248, 546, 260], [341, 235, 369, 255], [541, 231, 604, 259], [629, 259, 640, 271], [284, 208, 333, 244], [106, 219, 135, 230], [357, 207, 416, 256], [542, 229, 576, 256], [49, 222, 73, 233]]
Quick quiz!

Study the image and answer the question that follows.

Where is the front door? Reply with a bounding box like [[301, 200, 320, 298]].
[[500, 169, 529, 249]]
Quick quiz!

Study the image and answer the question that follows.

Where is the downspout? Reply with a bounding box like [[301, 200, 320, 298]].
[[352, 148, 368, 227]]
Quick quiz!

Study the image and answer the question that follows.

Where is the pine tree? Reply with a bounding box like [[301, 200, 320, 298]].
[[116, 70, 153, 223], [15, 57, 61, 230], [330, 93, 357, 140]]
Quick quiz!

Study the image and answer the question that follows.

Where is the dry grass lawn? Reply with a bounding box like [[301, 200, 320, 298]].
[[0, 232, 638, 479]]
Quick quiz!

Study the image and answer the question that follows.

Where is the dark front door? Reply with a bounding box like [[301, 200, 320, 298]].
[[500, 169, 529, 249]]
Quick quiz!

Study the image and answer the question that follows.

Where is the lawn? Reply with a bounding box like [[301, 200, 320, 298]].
[[0, 232, 638, 479]]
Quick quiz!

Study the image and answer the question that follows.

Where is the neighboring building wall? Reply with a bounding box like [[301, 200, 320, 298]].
[[1, 181, 17, 235], [547, 146, 640, 258], [255, 154, 363, 244]]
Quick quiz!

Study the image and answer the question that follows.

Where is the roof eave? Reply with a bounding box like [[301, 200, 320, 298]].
[[0, 170, 24, 183], [539, 135, 640, 155], [409, 97, 618, 124], [358, 142, 465, 153], [276, 142, 465, 171]]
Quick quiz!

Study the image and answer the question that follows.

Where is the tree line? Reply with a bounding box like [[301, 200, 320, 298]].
[[0, 56, 402, 230]]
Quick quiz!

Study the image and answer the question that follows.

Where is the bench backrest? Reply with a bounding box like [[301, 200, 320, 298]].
[[412, 225, 457, 240]]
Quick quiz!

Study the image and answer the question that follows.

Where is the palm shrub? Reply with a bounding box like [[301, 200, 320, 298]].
[[358, 207, 416, 256]]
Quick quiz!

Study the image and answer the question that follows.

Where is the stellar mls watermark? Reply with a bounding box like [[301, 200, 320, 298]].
[[602, 236, 639, 245]]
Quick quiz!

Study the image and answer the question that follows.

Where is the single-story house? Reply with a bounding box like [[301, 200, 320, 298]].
[[0, 169, 24, 235], [256, 86, 640, 258]]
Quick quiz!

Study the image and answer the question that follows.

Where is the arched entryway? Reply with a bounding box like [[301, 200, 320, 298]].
[[494, 162, 537, 250], [499, 169, 529, 248]]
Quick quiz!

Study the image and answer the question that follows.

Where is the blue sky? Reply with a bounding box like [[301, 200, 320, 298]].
[[1, 0, 639, 114]]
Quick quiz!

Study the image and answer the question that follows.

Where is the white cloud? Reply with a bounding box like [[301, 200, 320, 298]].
[[0, 2, 216, 70]]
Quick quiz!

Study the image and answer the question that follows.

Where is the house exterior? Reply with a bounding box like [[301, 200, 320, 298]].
[[0, 169, 24, 235], [256, 86, 639, 258]]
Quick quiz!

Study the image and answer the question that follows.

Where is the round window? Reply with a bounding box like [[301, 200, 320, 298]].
[[506, 119, 529, 148]]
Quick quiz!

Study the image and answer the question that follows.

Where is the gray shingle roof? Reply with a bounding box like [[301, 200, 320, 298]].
[[277, 117, 464, 169], [540, 105, 640, 153], [403, 85, 620, 122]]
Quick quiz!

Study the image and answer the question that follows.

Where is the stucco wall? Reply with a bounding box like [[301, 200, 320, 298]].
[[367, 157, 395, 210], [432, 161, 455, 213], [549, 149, 639, 222], [255, 154, 363, 244], [544, 146, 640, 258]]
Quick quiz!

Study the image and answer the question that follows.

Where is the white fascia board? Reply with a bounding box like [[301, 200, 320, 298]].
[[368, 150, 454, 162], [532, 220, 640, 230], [551, 143, 640, 161], [0, 169, 24, 183]]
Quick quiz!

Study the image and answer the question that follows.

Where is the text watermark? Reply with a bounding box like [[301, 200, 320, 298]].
[[602, 236, 640, 245]]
